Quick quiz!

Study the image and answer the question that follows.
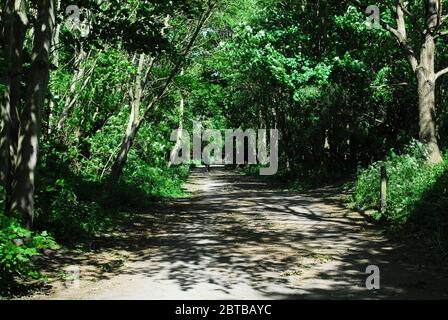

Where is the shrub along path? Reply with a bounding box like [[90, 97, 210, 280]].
[[24, 168, 448, 299]]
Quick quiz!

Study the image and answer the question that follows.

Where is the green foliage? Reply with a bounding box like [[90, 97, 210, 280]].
[[35, 177, 104, 238], [33, 164, 189, 240], [124, 159, 189, 198], [0, 214, 56, 284], [353, 140, 448, 229], [206, 0, 418, 176]]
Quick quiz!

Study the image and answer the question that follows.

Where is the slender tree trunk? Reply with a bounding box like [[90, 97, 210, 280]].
[[47, 0, 61, 134], [110, 53, 145, 182], [110, 120, 142, 182], [11, 0, 55, 229], [57, 48, 89, 130], [52, 0, 61, 67], [168, 89, 185, 168]]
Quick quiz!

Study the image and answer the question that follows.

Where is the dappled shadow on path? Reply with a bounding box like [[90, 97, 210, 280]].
[[31, 168, 448, 299]]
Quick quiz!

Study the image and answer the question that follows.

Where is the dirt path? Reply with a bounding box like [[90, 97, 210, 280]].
[[26, 168, 448, 299]]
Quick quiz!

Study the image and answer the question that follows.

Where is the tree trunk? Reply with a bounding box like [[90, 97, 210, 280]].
[[11, 0, 55, 229], [51, 0, 61, 67], [416, 8, 443, 164], [168, 89, 185, 168], [417, 75, 442, 164], [57, 48, 89, 130], [0, 0, 28, 214], [0, 81, 13, 214], [110, 53, 145, 182], [47, 0, 61, 134], [110, 121, 142, 182]]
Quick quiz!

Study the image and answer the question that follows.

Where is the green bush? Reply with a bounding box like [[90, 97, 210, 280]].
[[123, 157, 190, 198], [353, 140, 448, 228], [0, 215, 56, 284], [35, 178, 105, 238], [33, 162, 190, 240]]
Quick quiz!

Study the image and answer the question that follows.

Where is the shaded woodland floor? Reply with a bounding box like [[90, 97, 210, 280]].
[[22, 168, 448, 299]]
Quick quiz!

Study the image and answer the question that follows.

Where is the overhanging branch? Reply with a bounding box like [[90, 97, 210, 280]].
[[436, 66, 448, 80]]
